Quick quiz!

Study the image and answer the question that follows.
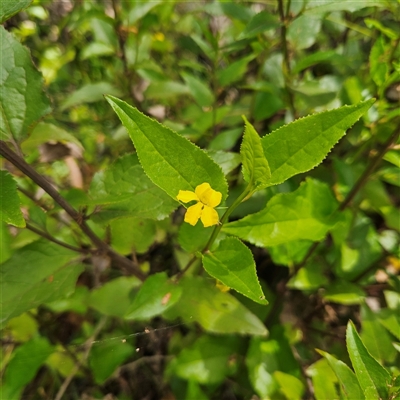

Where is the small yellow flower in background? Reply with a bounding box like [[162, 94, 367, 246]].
[[177, 182, 222, 227]]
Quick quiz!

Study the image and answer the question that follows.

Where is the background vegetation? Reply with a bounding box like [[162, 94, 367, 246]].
[[1, 1, 399, 399]]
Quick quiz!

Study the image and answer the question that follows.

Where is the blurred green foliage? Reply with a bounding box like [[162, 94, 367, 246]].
[[1, 1, 399, 399]]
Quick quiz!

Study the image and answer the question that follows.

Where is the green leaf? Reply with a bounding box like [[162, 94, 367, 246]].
[[361, 304, 396, 364], [89, 339, 134, 384], [21, 122, 83, 154], [346, 320, 391, 399], [307, 359, 339, 400], [223, 178, 338, 247], [274, 371, 304, 400], [124, 272, 182, 320], [317, 350, 364, 400], [216, 55, 254, 87], [164, 276, 268, 336], [323, 281, 366, 305], [240, 116, 271, 189], [287, 15, 321, 50], [89, 276, 141, 318], [89, 154, 178, 222], [377, 308, 400, 340], [0, 0, 32, 23], [0, 26, 51, 142], [261, 99, 375, 186], [105, 96, 228, 202], [202, 237, 267, 304], [207, 150, 241, 176], [0, 171, 25, 228], [304, 0, 385, 14], [170, 335, 240, 384], [1, 336, 54, 400], [60, 82, 121, 111], [110, 217, 156, 255], [238, 10, 279, 39], [181, 72, 214, 107], [0, 240, 81, 328], [178, 222, 213, 253], [370, 36, 390, 87]]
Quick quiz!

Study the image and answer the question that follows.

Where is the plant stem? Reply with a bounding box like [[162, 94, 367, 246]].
[[0, 141, 145, 281], [25, 222, 90, 254], [277, 0, 297, 119]]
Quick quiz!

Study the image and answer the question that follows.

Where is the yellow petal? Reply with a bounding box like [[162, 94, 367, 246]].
[[195, 182, 222, 207], [177, 190, 198, 203], [200, 205, 219, 227], [184, 202, 204, 226]]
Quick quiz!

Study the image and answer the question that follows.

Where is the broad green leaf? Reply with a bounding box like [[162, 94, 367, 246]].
[[287, 260, 329, 291], [293, 50, 342, 74], [145, 80, 189, 99], [377, 308, 400, 340], [223, 178, 338, 247], [274, 371, 304, 400], [0, 171, 25, 228], [178, 222, 213, 253], [89, 276, 141, 318], [360, 304, 396, 363], [287, 15, 321, 50], [106, 96, 228, 201], [238, 10, 279, 39], [21, 122, 83, 154], [0, 0, 32, 23], [323, 281, 366, 305], [305, 0, 385, 14], [124, 272, 182, 320], [317, 350, 364, 400], [261, 99, 375, 186], [164, 276, 267, 336], [307, 359, 339, 400], [246, 326, 300, 398], [89, 338, 134, 384], [0, 240, 81, 328], [370, 36, 389, 87], [346, 320, 391, 399], [110, 217, 156, 255], [0, 27, 51, 142], [181, 72, 214, 107], [217, 55, 254, 87], [185, 381, 208, 400], [240, 117, 271, 189], [170, 335, 240, 384], [207, 150, 241, 176], [202, 237, 267, 304], [60, 82, 121, 111], [1, 336, 54, 400], [89, 154, 178, 222]]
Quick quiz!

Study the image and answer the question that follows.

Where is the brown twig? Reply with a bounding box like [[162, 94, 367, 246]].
[[25, 222, 89, 254], [0, 140, 145, 281]]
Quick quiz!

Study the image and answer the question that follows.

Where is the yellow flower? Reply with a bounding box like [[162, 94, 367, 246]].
[[177, 182, 222, 227]]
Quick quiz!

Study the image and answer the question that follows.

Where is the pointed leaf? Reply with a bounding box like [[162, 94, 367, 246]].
[[240, 116, 271, 189], [164, 276, 268, 336], [106, 95, 228, 201], [0, 171, 25, 228], [89, 154, 178, 222], [223, 178, 338, 247], [0, 0, 32, 23], [346, 320, 391, 399], [317, 349, 364, 400], [0, 240, 81, 328], [0, 27, 51, 142], [202, 237, 267, 304], [124, 272, 182, 320], [261, 99, 375, 186]]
